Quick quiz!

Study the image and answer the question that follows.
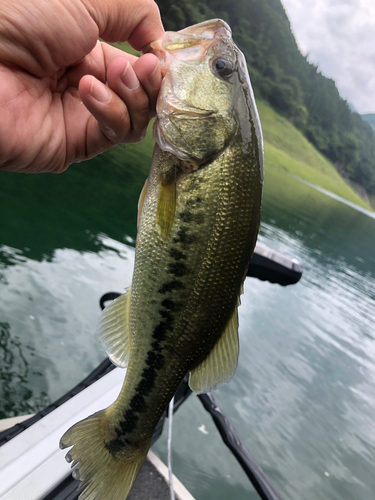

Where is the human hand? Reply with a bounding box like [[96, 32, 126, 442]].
[[0, 0, 164, 173]]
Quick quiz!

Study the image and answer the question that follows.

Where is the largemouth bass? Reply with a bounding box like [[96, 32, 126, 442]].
[[60, 19, 263, 500]]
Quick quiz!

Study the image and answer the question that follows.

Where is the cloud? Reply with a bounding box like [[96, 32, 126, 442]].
[[281, 0, 375, 113]]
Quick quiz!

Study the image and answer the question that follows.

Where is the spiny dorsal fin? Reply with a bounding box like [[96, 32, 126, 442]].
[[97, 287, 131, 368], [156, 172, 176, 241], [137, 177, 149, 228], [189, 306, 239, 393]]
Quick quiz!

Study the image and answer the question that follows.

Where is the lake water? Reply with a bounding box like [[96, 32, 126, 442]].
[[1, 142, 375, 500]]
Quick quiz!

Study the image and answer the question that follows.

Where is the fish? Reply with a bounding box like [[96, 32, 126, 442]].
[[60, 18, 264, 500]]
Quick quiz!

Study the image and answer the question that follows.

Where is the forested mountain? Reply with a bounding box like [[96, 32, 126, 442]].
[[362, 114, 375, 134], [155, 0, 375, 196]]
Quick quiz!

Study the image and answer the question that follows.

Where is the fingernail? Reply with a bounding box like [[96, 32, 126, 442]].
[[121, 62, 139, 91], [90, 78, 110, 103], [147, 64, 161, 90]]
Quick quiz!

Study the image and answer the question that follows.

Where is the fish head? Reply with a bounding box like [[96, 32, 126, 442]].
[[145, 19, 262, 166]]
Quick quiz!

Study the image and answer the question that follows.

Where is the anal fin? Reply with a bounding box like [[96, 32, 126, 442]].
[[189, 305, 239, 394]]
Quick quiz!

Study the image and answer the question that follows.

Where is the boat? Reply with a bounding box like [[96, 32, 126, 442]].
[[0, 242, 302, 500]]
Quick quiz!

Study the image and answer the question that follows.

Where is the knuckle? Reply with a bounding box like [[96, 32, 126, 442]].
[[103, 125, 119, 141], [100, 111, 130, 144], [138, 100, 151, 117], [122, 127, 147, 144]]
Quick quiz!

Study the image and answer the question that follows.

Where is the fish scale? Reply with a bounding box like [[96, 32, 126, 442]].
[[60, 19, 263, 500]]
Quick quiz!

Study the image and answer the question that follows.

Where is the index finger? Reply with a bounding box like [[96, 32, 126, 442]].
[[82, 0, 165, 49]]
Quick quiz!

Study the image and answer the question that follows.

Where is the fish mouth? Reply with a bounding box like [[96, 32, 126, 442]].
[[142, 19, 232, 71], [158, 100, 214, 119]]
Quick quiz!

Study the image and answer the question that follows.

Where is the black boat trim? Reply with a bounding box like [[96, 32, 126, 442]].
[[198, 393, 284, 500], [0, 358, 115, 447]]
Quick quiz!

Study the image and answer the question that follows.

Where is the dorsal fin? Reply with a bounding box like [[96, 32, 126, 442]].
[[189, 306, 239, 393], [96, 287, 132, 368]]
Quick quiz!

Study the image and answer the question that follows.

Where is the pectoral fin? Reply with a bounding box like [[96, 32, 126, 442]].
[[97, 287, 132, 368], [156, 172, 176, 241], [189, 306, 239, 393]]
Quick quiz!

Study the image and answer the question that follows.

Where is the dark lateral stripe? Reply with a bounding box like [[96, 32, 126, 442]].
[[186, 196, 203, 206], [159, 309, 173, 321], [179, 211, 193, 223], [106, 438, 128, 454], [161, 298, 180, 311], [107, 295, 177, 452], [152, 321, 172, 341], [151, 340, 163, 351], [107, 196, 206, 455], [139, 365, 159, 391], [129, 393, 147, 413], [172, 226, 196, 247], [169, 248, 186, 260], [158, 279, 183, 294], [146, 350, 165, 370], [168, 262, 188, 277], [178, 210, 204, 225], [108, 359, 163, 452], [136, 376, 152, 394]]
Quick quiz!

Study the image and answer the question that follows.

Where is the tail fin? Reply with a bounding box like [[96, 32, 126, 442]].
[[60, 410, 148, 500]]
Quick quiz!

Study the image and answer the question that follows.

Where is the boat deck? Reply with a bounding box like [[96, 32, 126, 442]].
[[129, 456, 173, 500], [0, 368, 194, 500]]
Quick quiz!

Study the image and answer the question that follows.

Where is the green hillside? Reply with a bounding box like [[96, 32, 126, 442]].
[[362, 114, 375, 133], [112, 35, 373, 211], [258, 101, 372, 210], [154, 0, 375, 198]]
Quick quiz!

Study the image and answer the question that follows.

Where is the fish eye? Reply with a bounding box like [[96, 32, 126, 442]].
[[213, 58, 234, 78]]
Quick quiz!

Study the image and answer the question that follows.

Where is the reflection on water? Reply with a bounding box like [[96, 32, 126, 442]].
[[1, 151, 375, 499], [0, 235, 136, 415], [0, 143, 146, 417], [0, 321, 50, 418]]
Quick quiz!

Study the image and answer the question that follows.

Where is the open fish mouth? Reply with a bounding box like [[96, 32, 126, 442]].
[[143, 19, 232, 69], [158, 99, 215, 120], [166, 108, 214, 119]]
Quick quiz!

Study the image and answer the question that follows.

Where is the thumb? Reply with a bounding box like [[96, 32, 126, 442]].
[[81, 0, 164, 50]]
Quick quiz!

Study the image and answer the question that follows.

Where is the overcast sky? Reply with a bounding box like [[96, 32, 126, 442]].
[[281, 0, 375, 114]]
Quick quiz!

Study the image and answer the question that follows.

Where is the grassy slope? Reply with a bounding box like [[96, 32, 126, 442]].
[[110, 41, 140, 56], [257, 100, 372, 211]]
